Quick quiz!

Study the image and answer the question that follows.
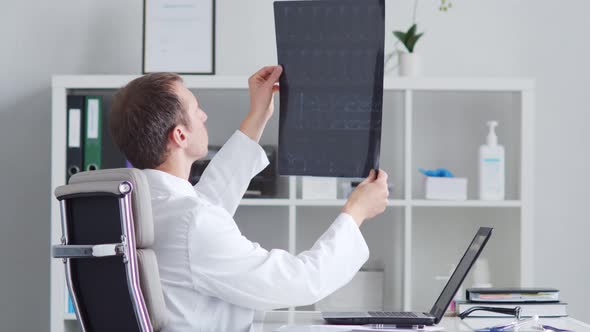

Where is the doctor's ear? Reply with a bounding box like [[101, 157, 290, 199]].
[[169, 125, 189, 148]]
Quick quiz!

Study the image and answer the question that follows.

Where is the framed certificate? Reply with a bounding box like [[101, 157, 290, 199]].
[[143, 0, 215, 74]]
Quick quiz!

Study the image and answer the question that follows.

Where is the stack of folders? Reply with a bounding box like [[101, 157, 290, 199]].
[[456, 288, 567, 318], [66, 95, 130, 183]]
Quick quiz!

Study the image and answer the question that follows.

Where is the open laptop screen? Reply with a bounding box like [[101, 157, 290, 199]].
[[429, 227, 493, 322]]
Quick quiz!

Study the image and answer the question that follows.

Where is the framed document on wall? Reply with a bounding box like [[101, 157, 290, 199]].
[[143, 0, 215, 74]]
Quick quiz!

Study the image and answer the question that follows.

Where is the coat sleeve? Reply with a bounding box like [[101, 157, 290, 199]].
[[194, 130, 269, 216], [187, 209, 370, 310]]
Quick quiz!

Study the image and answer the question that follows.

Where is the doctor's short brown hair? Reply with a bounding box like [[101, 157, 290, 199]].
[[109, 73, 190, 169]]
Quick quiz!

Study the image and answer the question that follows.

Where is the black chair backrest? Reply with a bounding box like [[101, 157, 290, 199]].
[[66, 193, 142, 332], [53, 169, 168, 332]]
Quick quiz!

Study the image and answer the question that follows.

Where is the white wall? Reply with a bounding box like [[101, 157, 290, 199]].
[[0, 1, 588, 330]]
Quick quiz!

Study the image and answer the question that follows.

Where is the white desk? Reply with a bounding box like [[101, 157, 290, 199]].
[[252, 311, 590, 332]]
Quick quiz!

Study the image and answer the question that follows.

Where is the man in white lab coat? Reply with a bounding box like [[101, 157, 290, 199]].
[[109, 65, 389, 332]]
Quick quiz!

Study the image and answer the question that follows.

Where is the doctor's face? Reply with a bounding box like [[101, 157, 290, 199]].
[[175, 82, 209, 161]]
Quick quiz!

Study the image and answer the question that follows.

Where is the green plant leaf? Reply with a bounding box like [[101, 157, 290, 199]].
[[394, 24, 422, 53], [405, 36, 417, 52], [393, 31, 407, 43], [406, 32, 423, 52], [407, 24, 417, 38], [414, 32, 424, 43]]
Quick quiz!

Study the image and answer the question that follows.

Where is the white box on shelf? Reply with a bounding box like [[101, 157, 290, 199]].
[[314, 270, 384, 311], [302, 177, 337, 199], [425, 177, 468, 200]]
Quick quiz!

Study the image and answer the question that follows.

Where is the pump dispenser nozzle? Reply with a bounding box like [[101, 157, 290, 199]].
[[486, 121, 498, 146]]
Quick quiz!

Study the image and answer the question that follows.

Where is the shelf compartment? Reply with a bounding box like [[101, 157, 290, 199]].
[[410, 207, 520, 312], [293, 199, 406, 207], [240, 199, 291, 206], [239, 199, 520, 207], [411, 91, 522, 201], [411, 200, 521, 207], [290, 90, 406, 200], [295, 206, 404, 311]]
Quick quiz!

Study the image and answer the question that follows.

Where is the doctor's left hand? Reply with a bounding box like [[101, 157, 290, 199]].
[[248, 65, 282, 121]]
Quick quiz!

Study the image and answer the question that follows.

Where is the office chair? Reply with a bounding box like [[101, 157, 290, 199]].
[[52, 168, 168, 332]]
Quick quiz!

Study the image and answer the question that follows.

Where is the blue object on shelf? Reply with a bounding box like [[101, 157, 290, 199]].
[[67, 292, 75, 314], [418, 168, 454, 178]]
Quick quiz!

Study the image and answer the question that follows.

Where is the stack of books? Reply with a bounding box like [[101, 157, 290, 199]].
[[456, 288, 568, 318]]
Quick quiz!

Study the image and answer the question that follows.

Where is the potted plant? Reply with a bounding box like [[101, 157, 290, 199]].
[[393, 23, 424, 77], [384, 0, 453, 76]]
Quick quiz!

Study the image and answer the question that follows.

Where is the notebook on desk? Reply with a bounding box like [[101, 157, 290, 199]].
[[322, 227, 493, 326]]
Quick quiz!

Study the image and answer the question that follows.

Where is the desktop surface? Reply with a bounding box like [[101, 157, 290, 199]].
[[252, 311, 590, 332]]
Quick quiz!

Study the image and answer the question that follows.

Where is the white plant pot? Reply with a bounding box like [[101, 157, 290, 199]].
[[398, 52, 422, 77]]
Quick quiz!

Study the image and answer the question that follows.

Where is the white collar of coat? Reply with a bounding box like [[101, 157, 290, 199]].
[[142, 168, 196, 197]]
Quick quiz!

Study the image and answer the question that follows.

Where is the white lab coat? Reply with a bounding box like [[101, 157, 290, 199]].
[[143, 130, 369, 332]]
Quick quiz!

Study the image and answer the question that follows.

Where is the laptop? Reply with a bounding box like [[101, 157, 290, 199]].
[[322, 227, 493, 326]]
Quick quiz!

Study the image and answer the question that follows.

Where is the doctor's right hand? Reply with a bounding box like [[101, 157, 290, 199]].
[[248, 65, 282, 121], [239, 65, 283, 143], [342, 169, 389, 227]]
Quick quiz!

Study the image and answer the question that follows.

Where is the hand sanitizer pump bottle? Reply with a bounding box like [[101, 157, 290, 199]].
[[479, 121, 505, 200]]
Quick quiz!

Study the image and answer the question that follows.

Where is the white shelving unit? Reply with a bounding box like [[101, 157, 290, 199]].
[[50, 76, 534, 332]]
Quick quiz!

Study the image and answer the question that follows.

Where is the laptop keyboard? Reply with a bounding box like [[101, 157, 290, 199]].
[[368, 311, 418, 318]]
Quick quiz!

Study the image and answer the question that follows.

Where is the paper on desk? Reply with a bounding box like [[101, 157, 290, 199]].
[[275, 325, 445, 332], [275, 326, 345, 332], [353, 327, 444, 332]]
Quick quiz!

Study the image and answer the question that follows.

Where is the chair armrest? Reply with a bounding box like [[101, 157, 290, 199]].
[[53, 244, 125, 258]]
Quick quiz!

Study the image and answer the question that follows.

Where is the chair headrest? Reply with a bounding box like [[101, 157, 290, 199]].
[[58, 168, 154, 248]]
